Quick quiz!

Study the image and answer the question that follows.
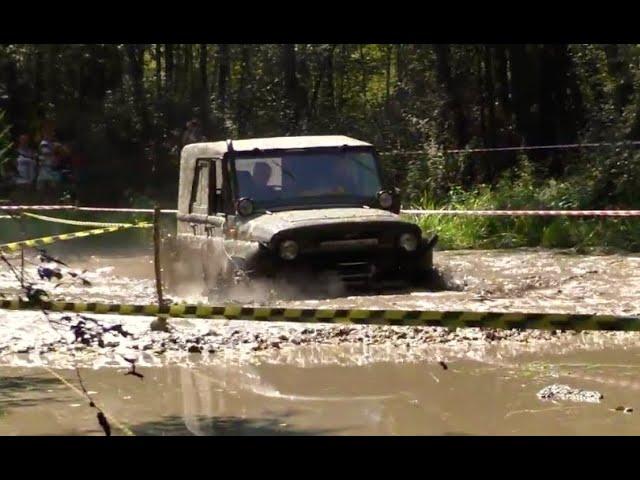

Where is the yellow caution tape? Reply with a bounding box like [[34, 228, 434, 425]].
[[21, 212, 151, 228], [0, 225, 147, 252], [1, 299, 638, 332]]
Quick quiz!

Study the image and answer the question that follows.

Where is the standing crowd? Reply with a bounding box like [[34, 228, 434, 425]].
[[0, 116, 207, 204], [1, 121, 88, 203]]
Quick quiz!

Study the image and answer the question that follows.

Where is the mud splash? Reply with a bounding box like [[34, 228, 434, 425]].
[[2, 247, 640, 371]]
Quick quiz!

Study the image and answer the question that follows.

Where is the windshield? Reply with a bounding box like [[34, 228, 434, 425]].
[[234, 149, 382, 209]]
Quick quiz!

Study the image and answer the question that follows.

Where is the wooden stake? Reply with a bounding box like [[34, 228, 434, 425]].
[[20, 246, 24, 289], [150, 205, 169, 332], [153, 206, 164, 305]]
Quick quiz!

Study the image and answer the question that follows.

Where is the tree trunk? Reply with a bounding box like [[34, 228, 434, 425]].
[[478, 52, 487, 144], [281, 44, 306, 131], [164, 44, 174, 93], [508, 44, 538, 146], [1, 52, 20, 134], [217, 44, 230, 109], [126, 44, 148, 138], [324, 45, 336, 116], [493, 45, 512, 128], [123, 44, 150, 188], [44, 45, 59, 113], [235, 45, 252, 137], [433, 44, 467, 146], [396, 44, 404, 86], [199, 44, 208, 92], [359, 45, 367, 108], [185, 44, 193, 96], [155, 44, 162, 96], [33, 45, 45, 116], [385, 44, 392, 104], [604, 44, 633, 115], [484, 46, 497, 147], [337, 45, 347, 113], [309, 45, 336, 121]]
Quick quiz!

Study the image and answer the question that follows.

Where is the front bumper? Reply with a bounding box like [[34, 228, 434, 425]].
[[239, 234, 438, 285]]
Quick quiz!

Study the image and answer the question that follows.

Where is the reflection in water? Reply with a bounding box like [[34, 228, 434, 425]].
[[3, 350, 640, 435], [175, 363, 396, 435], [180, 367, 209, 435]]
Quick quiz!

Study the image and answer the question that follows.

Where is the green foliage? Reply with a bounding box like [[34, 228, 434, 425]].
[[410, 157, 640, 252], [3, 43, 640, 250]]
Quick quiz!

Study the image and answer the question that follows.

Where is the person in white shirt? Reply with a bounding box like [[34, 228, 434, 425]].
[[14, 134, 37, 187], [36, 123, 62, 191]]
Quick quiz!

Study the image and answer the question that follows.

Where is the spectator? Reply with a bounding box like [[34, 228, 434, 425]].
[[36, 122, 62, 193], [14, 134, 37, 188], [182, 118, 205, 146]]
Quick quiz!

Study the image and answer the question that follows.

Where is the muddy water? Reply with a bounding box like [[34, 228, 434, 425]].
[[2, 347, 640, 435], [4, 246, 640, 314], [2, 246, 640, 434]]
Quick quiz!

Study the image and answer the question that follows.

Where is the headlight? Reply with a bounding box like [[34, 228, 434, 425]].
[[399, 233, 418, 252], [236, 197, 254, 216], [279, 240, 299, 260], [377, 190, 393, 209]]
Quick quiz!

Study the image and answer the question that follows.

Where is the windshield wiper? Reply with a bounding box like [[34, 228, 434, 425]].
[[272, 159, 296, 182]]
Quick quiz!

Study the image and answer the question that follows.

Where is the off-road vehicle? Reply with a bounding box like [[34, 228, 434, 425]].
[[164, 135, 437, 297]]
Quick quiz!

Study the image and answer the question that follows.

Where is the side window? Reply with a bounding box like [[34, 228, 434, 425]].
[[189, 159, 210, 215], [208, 159, 225, 214]]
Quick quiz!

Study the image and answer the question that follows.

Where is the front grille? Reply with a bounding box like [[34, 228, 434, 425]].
[[319, 238, 379, 251]]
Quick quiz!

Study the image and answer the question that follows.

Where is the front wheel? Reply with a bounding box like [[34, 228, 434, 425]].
[[404, 234, 439, 288]]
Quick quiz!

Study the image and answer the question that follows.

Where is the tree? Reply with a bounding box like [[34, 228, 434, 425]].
[[0, 109, 12, 180], [1, 43, 639, 207]]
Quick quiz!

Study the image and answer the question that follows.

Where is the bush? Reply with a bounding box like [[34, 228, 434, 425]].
[[407, 156, 640, 252]]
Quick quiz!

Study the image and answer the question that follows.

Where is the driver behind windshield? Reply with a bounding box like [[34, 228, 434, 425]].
[[330, 156, 358, 194], [251, 162, 277, 200]]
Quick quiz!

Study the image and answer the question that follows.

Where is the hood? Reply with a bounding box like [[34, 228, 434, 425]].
[[236, 207, 412, 243]]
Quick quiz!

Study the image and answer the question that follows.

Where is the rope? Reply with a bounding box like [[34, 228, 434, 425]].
[[379, 140, 640, 156], [6, 204, 640, 218], [41, 365, 135, 436], [5, 204, 640, 218], [401, 209, 640, 217], [0, 205, 177, 213]]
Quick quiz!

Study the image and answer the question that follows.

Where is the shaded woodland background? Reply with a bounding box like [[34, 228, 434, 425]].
[[2, 44, 640, 218]]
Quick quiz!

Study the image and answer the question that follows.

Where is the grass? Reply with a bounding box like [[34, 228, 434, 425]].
[[406, 174, 640, 252]]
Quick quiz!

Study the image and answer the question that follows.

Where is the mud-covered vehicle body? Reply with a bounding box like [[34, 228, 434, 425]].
[[166, 136, 437, 295]]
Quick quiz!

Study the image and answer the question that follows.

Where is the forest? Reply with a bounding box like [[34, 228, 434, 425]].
[[2, 44, 640, 249]]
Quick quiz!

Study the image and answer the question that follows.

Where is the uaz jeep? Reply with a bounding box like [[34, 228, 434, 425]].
[[164, 136, 437, 296]]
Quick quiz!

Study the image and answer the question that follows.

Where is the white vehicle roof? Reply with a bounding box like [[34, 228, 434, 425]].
[[182, 135, 372, 158], [178, 135, 373, 214]]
